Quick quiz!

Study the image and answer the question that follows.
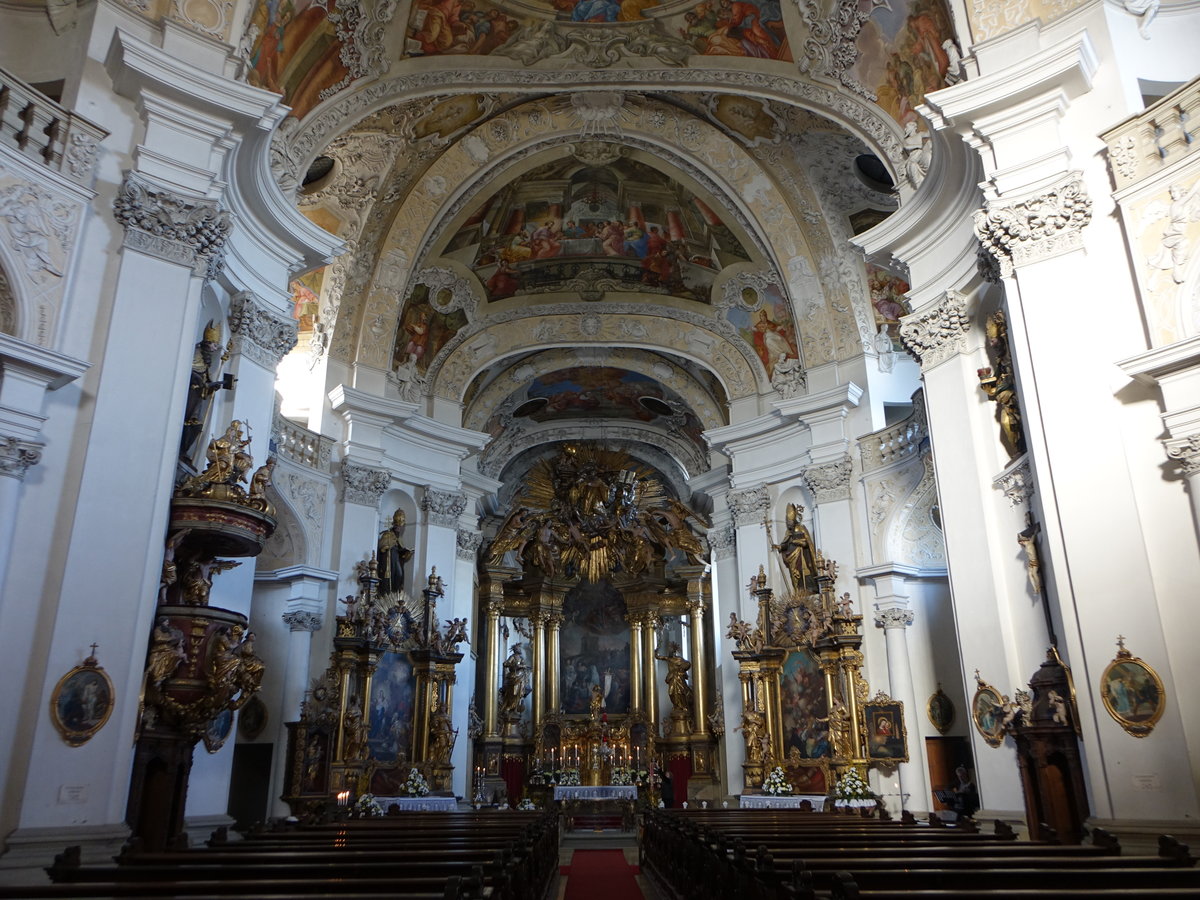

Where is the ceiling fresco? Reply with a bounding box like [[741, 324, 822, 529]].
[[443, 153, 749, 304]]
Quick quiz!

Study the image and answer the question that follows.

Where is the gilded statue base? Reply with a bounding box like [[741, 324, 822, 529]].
[[664, 709, 692, 739], [742, 762, 765, 792]]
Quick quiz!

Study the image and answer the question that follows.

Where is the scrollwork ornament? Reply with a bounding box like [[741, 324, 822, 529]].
[[973, 177, 1092, 276], [228, 292, 299, 368], [899, 289, 971, 368], [0, 436, 43, 480], [728, 485, 770, 526], [341, 461, 391, 506], [112, 173, 232, 275], [1165, 433, 1200, 476], [802, 455, 853, 502], [421, 486, 468, 527], [282, 610, 324, 632], [993, 457, 1034, 506], [873, 606, 915, 629], [412, 266, 477, 318]]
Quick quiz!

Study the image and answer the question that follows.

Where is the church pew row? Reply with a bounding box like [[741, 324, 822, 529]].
[[642, 809, 1200, 900], [2, 811, 559, 900]]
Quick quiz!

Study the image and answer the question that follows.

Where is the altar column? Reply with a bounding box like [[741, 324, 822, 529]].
[[531, 611, 547, 730], [481, 584, 505, 739], [547, 613, 562, 715], [642, 615, 661, 732], [687, 595, 709, 738], [628, 613, 644, 715]]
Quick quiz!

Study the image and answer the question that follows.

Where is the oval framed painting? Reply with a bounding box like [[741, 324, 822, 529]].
[[971, 678, 1005, 748], [927, 685, 954, 735], [50, 651, 114, 747], [1100, 639, 1165, 738]]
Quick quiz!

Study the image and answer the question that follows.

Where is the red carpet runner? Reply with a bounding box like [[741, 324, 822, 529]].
[[562, 848, 644, 900]]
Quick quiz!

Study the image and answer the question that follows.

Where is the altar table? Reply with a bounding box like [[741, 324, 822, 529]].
[[553, 785, 638, 801], [375, 795, 459, 811], [739, 794, 826, 810]]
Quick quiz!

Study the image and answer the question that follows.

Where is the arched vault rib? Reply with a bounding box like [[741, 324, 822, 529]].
[[462, 346, 725, 434], [343, 95, 839, 372]]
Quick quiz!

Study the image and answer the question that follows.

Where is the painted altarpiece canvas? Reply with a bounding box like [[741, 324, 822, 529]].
[[559, 580, 631, 715]]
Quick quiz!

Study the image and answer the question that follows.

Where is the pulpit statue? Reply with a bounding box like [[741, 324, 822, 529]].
[[377, 509, 413, 595], [499, 644, 531, 717], [773, 503, 818, 595], [180, 322, 230, 463]]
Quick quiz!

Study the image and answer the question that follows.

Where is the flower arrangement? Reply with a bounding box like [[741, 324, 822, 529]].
[[832, 768, 875, 808], [555, 769, 581, 786], [404, 767, 430, 797], [353, 793, 383, 817], [516, 798, 538, 810], [762, 766, 793, 796], [611, 766, 633, 785]]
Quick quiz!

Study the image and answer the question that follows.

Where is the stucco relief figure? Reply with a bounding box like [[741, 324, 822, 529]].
[[774, 503, 818, 595], [499, 644, 531, 716], [1146, 181, 1200, 286], [377, 509, 414, 595], [1123, 0, 1159, 38]]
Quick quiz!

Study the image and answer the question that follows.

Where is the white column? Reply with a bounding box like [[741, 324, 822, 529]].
[[873, 601, 929, 814], [273, 603, 325, 816]]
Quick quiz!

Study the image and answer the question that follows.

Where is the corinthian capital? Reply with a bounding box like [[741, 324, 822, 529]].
[[728, 485, 770, 526], [803, 454, 853, 503], [283, 610, 324, 632], [112, 172, 231, 276], [457, 528, 483, 560], [899, 290, 971, 368], [341, 461, 391, 506], [1166, 433, 1200, 477], [422, 486, 468, 528], [973, 176, 1092, 276], [707, 525, 736, 561], [229, 292, 299, 369], [874, 607, 915, 629], [0, 436, 42, 480]]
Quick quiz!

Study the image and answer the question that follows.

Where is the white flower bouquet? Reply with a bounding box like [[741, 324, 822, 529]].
[[404, 767, 430, 797], [556, 768, 581, 786], [832, 768, 875, 808], [516, 798, 538, 810], [353, 792, 383, 817], [762, 765, 793, 796], [611, 766, 633, 785]]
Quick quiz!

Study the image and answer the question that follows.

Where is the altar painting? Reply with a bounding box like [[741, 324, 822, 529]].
[[392, 284, 469, 375], [289, 268, 324, 337], [244, 0, 349, 120], [852, 0, 956, 128], [454, 156, 747, 303], [726, 283, 799, 380], [367, 651, 415, 761], [781, 648, 830, 759], [560, 581, 631, 715]]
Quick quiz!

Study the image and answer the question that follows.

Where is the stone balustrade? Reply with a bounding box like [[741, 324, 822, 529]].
[[859, 391, 927, 473], [1103, 77, 1200, 192], [0, 67, 107, 185], [272, 414, 333, 471]]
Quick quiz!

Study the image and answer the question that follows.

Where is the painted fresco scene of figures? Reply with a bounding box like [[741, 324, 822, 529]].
[[391, 284, 470, 377], [781, 649, 830, 759], [560, 581, 632, 715], [368, 651, 415, 761], [678, 0, 791, 60], [851, 0, 957, 128], [726, 283, 800, 382], [444, 155, 749, 303], [491, 367, 706, 446], [243, 0, 349, 120]]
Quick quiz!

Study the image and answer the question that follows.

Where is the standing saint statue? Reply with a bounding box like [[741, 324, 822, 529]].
[[655, 642, 694, 713], [377, 509, 414, 595], [774, 503, 818, 595], [499, 644, 531, 717]]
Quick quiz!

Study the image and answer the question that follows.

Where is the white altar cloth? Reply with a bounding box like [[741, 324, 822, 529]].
[[553, 785, 638, 801], [739, 794, 826, 810], [375, 795, 459, 811]]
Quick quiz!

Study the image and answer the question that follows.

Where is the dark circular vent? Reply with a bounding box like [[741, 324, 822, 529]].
[[853, 154, 895, 192]]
